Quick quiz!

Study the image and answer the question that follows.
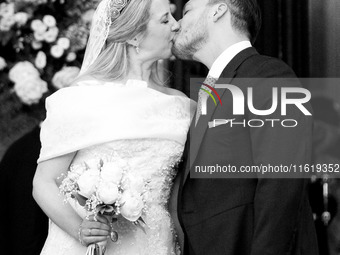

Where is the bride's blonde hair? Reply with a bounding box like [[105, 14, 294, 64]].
[[77, 0, 164, 85]]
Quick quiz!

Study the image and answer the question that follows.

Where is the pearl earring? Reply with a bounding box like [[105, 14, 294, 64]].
[[135, 45, 140, 54]]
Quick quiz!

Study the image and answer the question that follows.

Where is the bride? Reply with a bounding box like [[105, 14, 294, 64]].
[[33, 0, 195, 254]]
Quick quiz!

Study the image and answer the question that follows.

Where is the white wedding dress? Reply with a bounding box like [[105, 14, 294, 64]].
[[37, 79, 195, 255]]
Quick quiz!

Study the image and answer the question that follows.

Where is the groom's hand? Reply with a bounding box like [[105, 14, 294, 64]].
[[78, 215, 111, 246]]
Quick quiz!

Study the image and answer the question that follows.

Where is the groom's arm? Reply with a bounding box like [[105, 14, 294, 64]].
[[169, 168, 185, 250], [247, 60, 313, 255], [250, 106, 312, 255], [0, 148, 10, 248]]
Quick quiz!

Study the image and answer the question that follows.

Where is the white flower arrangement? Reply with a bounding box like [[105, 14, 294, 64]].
[[59, 159, 147, 223], [8, 61, 48, 104], [57, 37, 70, 50], [0, 15, 15, 31], [0, 2, 15, 31], [44, 28, 58, 43], [66, 52, 77, 62], [9, 61, 40, 84], [14, 12, 29, 26], [13, 77, 48, 105], [0, 57, 7, 71], [82, 9, 95, 24], [52, 66, 80, 89], [35, 51, 47, 69], [0, 2, 15, 18], [0, 0, 98, 110], [50, 44, 64, 58], [42, 15, 56, 27], [31, 19, 47, 33], [59, 158, 148, 253], [31, 40, 43, 50]]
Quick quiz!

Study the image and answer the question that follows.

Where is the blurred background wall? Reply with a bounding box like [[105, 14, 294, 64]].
[[308, 0, 340, 107], [309, 0, 340, 78]]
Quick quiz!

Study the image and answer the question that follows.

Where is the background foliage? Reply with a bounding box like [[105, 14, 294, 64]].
[[0, 0, 99, 158]]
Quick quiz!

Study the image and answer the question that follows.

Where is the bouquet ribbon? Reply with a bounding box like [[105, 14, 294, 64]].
[[86, 240, 106, 255]]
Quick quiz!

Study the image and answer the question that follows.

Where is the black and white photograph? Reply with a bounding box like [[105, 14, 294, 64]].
[[0, 0, 339, 255]]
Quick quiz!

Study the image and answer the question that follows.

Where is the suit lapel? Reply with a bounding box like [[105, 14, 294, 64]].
[[183, 47, 259, 184], [182, 75, 235, 184]]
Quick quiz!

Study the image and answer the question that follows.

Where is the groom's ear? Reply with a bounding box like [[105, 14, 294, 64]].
[[212, 3, 228, 22]]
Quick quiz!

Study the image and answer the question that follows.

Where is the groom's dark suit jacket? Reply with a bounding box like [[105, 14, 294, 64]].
[[0, 126, 48, 255], [177, 47, 318, 255]]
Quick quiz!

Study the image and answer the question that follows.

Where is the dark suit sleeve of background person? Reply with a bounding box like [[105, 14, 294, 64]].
[[241, 58, 318, 255], [0, 126, 48, 255]]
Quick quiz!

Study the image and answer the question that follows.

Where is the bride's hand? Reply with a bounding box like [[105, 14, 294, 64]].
[[78, 215, 111, 246]]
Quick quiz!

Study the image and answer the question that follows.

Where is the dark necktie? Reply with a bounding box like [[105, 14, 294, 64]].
[[195, 76, 217, 126]]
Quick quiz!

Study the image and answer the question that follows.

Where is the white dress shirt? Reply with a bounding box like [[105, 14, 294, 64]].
[[208, 41, 252, 79]]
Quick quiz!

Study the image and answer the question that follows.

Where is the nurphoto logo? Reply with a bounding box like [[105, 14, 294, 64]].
[[197, 80, 312, 128]]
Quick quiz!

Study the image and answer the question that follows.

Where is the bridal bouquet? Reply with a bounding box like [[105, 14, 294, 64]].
[[59, 158, 147, 255]]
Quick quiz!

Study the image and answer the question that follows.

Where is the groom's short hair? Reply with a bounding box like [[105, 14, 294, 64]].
[[208, 0, 262, 43]]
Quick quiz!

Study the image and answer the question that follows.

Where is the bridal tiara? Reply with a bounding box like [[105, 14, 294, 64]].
[[108, 0, 130, 22], [79, 0, 131, 75]]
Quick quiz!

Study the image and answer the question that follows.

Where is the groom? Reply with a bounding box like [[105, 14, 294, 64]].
[[172, 0, 318, 254]]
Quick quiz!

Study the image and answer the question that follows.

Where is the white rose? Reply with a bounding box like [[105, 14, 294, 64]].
[[31, 40, 43, 50], [36, 23, 47, 34], [77, 170, 100, 198], [31, 19, 42, 30], [66, 52, 76, 62], [31, 19, 47, 33], [43, 15, 56, 27], [100, 162, 124, 184], [48, 26, 59, 37], [0, 57, 7, 71], [97, 181, 119, 204], [57, 37, 70, 50], [120, 191, 144, 222], [14, 77, 48, 105], [70, 164, 87, 176], [14, 12, 29, 26], [0, 3, 14, 17], [43, 29, 58, 43], [82, 9, 95, 24], [0, 16, 15, 31], [50, 45, 64, 58], [52, 66, 80, 89], [9, 61, 40, 84], [121, 173, 145, 194], [35, 51, 47, 69], [34, 32, 45, 41]]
